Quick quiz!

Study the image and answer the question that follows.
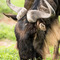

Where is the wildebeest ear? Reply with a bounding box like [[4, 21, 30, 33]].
[[3, 13, 17, 21]]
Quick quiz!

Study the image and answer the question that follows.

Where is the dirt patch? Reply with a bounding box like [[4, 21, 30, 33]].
[[0, 16, 17, 47], [0, 39, 16, 47], [0, 16, 17, 26]]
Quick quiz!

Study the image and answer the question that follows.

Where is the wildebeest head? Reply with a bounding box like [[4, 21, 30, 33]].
[[5, 0, 46, 40], [5, 0, 46, 27], [14, 15, 47, 59], [5, 0, 47, 40]]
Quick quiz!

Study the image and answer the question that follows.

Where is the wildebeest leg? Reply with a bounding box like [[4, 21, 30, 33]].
[[52, 41, 60, 60]]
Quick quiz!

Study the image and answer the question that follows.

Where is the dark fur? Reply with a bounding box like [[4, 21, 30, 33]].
[[31, 0, 40, 10], [14, 0, 48, 59], [24, 0, 34, 10], [15, 15, 43, 60]]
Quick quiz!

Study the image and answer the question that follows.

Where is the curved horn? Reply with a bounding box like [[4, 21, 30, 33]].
[[6, 0, 27, 20], [27, 0, 55, 22]]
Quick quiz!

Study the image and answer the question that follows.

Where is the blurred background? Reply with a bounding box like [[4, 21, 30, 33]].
[[0, 0, 24, 60]]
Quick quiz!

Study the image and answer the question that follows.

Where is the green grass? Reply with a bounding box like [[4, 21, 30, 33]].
[[0, 45, 60, 60], [58, 16, 60, 22], [0, 23, 16, 41], [0, 45, 20, 60], [0, 0, 24, 14]]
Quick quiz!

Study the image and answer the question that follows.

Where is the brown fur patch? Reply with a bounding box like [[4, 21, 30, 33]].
[[45, 19, 60, 46], [42, 19, 60, 59], [15, 23, 26, 39]]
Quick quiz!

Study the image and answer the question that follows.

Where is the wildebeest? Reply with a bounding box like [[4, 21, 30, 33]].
[[4, 0, 60, 60]]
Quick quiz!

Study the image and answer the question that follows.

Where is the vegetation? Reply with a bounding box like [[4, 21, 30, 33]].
[[0, 0, 24, 60], [0, 45, 20, 60], [58, 16, 60, 22], [0, 23, 16, 41]]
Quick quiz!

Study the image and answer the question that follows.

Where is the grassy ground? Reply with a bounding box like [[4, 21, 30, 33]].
[[0, 23, 16, 41], [0, 0, 24, 59], [0, 45, 20, 60]]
